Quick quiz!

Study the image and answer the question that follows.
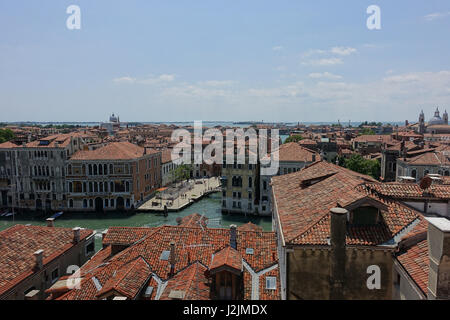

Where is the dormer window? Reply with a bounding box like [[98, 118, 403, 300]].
[[351, 206, 379, 225]]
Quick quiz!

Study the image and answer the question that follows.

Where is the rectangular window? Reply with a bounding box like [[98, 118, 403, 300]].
[[85, 241, 95, 255], [266, 276, 276, 290], [51, 268, 59, 283]]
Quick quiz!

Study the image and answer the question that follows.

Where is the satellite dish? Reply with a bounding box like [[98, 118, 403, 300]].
[[419, 176, 432, 190]]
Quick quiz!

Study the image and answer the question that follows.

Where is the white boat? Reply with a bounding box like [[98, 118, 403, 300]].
[[50, 211, 64, 219]]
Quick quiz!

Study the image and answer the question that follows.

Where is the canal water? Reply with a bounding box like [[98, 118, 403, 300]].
[[0, 193, 272, 251]]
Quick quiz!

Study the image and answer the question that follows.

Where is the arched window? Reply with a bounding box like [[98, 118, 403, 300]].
[[125, 181, 130, 192], [110, 198, 115, 208], [89, 182, 93, 193], [68, 182, 73, 193], [411, 170, 417, 178], [99, 182, 103, 193], [126, 198, 130, 208], [445, 171, 449, 176], [94, 182, 98, 193], [110, 164, 113, 175], [93, 164, 98, 175], [83, 199, 87, 208], [68, 165, 72, 175], [110, 182, 114, 193], [104, 199, 109, 207], [69, 199, 74, 208], [89, 199, 93, 208], [104, 164, 108, 175], [88, 164, 92, 175], [99, 164, 103, 175]]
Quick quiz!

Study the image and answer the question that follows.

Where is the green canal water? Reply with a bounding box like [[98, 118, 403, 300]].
[[0, 193, 272, 251]]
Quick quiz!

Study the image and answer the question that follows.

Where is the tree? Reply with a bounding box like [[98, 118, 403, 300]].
[[284, 135, 303, 144], [173, 164, 192, 184], [0, 129, 14, 143], [359, 128, 375, 136], [343, 154, 380, 180]]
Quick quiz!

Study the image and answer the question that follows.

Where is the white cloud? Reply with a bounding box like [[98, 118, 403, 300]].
[[113, 74, 176, 85], [302, 58, 343, 66], [272, 46, 284, 51], [383, 74, 420, 83], [308, 72, 342, 80], [330, 47, 357, 56], [197, 80, 237, 87], [424, 11, 450, 21], [113, 76, 136, 84]]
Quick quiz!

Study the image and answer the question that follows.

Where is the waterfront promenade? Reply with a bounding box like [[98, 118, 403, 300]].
[[137, 177, 221, 212]]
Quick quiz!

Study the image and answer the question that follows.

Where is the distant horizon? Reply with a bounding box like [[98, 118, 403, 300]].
[[1, 120, 409, 125]]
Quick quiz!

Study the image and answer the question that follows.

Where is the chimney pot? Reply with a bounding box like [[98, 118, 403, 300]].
[[46, 218, 55, 227], [230, 224, 237, 249], [34, 249, 44, 270], [73, 227, 81, 243]]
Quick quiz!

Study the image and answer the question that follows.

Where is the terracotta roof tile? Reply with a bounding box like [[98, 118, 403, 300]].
[[0, 225, 93, 295]]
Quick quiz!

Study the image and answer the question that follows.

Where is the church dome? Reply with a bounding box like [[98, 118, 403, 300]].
[[428, 108, 445, 125]]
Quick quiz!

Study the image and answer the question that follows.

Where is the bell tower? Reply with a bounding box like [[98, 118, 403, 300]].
[[444, 110, 448, 125], [419, 110, 425, 134]]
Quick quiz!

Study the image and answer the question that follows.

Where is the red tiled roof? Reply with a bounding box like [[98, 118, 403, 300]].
[[401, 149, 449, 165], [0, 225, 93, 296], [0, 141, 18, 149], [237, 222, 263, 232], [102, 227, 155, 246], [70, 142, 159, 160], [277, 142, 319, 162], [366, 182, 450, 200], [160, 262, 210, 300], [353, 135, 393, 143], [25, 133, 79, 148], [96, 257, 152, 299], [58, 224, 279, 300], [271, 161, 421, 246], [397, 238, 429, 294]]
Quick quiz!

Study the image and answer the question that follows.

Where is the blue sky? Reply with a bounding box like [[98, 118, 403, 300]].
[[1, 1, 450, 123]]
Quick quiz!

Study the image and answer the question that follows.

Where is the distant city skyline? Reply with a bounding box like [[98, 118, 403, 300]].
[[1, 1, 450, 122]]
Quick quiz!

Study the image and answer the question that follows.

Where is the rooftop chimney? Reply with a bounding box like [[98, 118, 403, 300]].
[[73, 227, 81, 243], [34, 249, 44, 270], [426, 217, 450, 300], [329, 208, 348, 300], [230, 225, 237, 249], [46, 218, 54, 227], [169, 241, 176, 276]]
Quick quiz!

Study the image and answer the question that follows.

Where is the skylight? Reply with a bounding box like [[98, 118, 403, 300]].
[[266, 276, 276, 290], [160, 250, 170, 260], [246, 248, 254, 255]]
